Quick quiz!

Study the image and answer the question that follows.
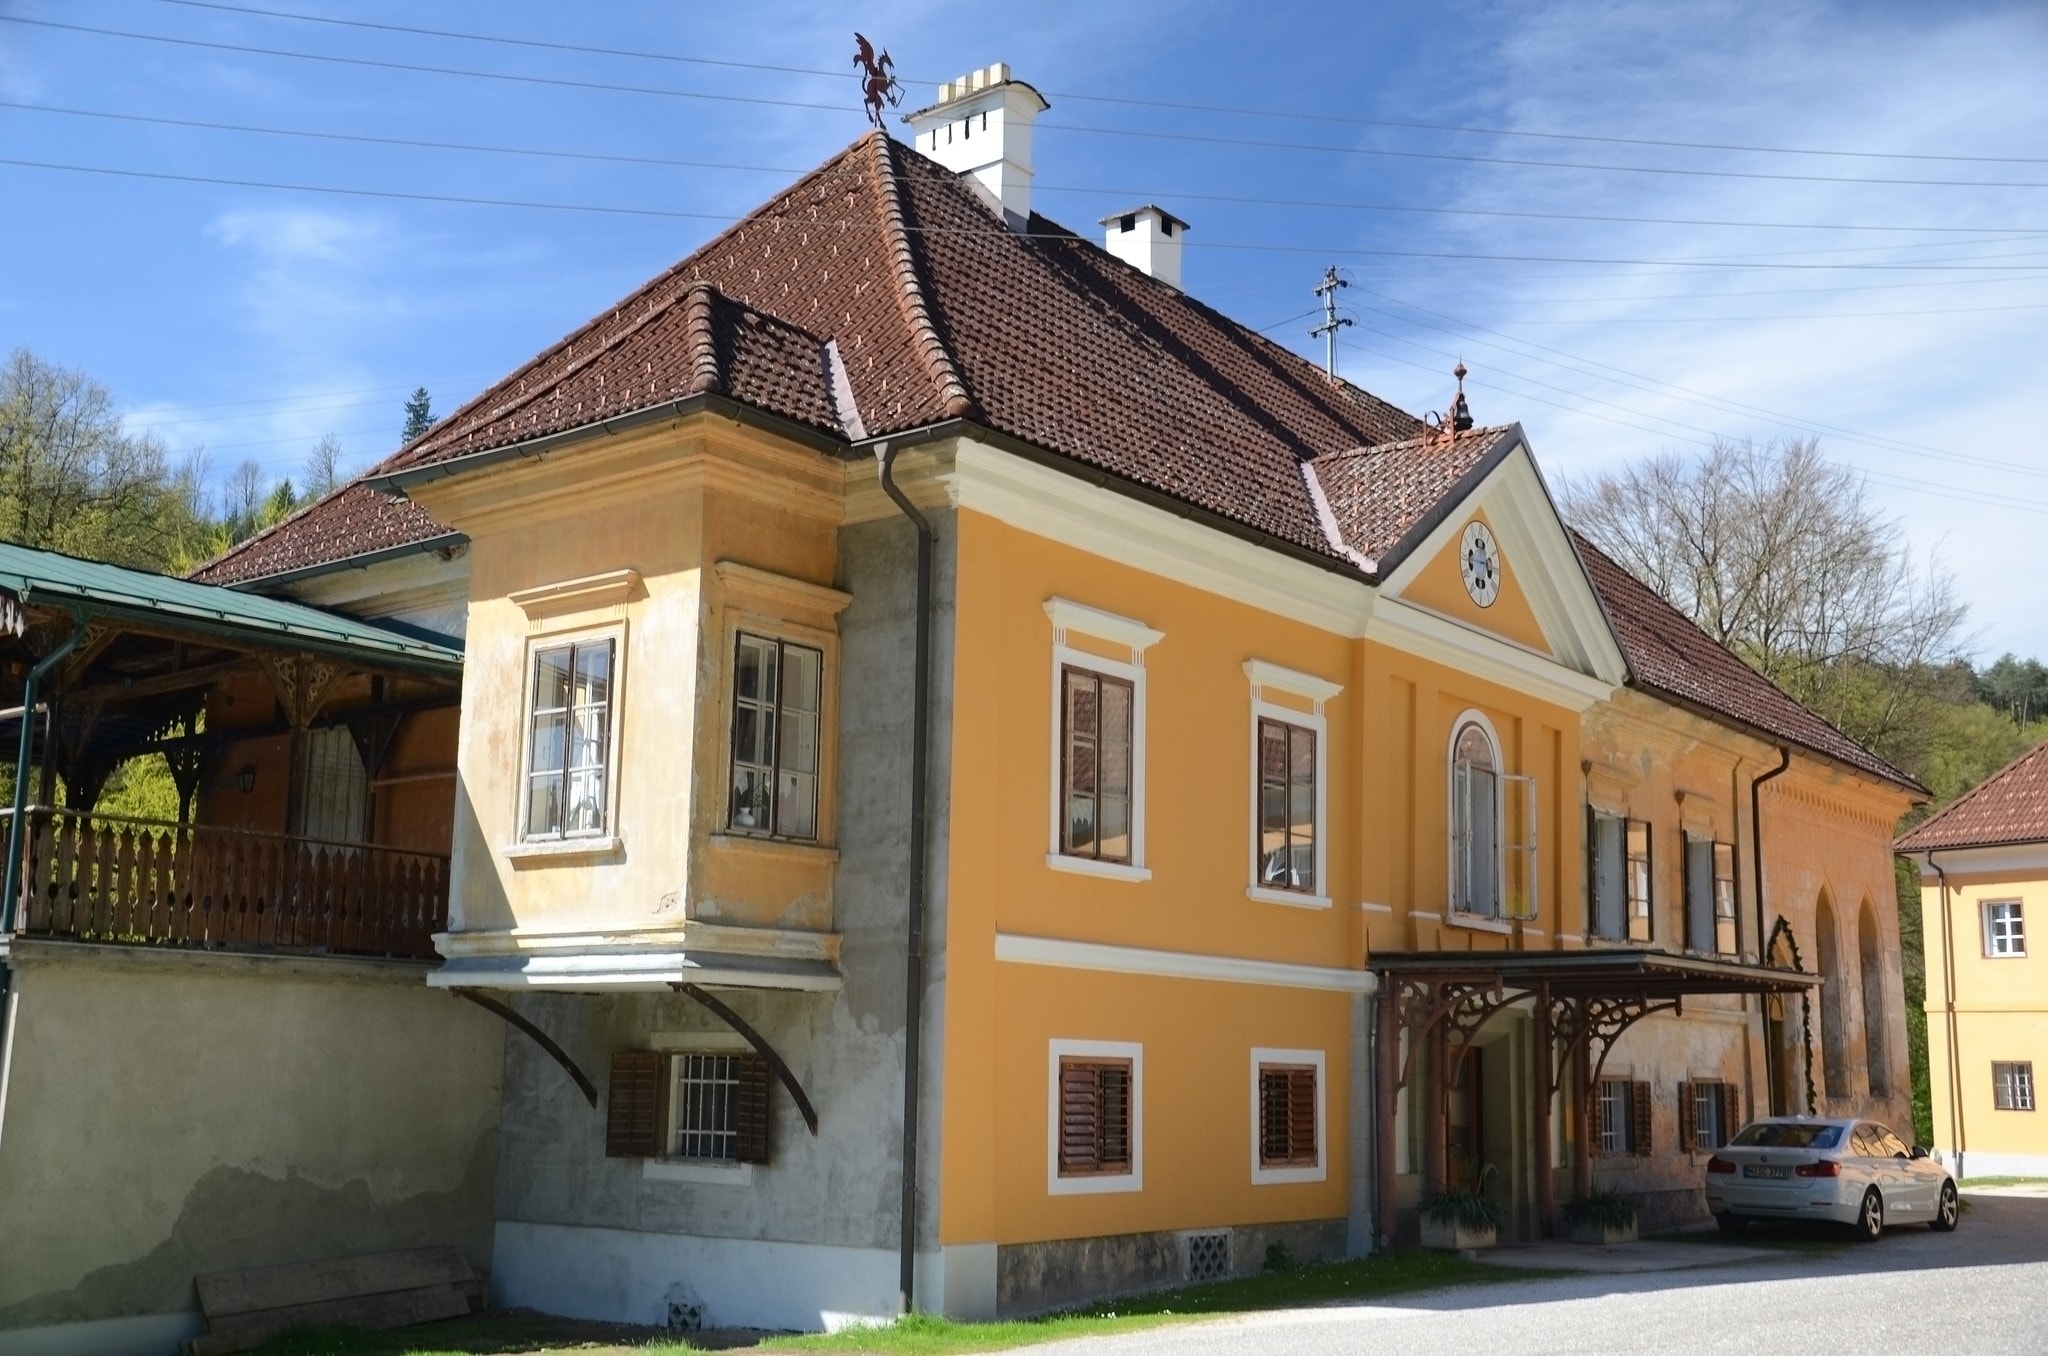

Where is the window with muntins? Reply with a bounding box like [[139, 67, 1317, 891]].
[[1452, 722, 1500, 917], [1057, 1057, 1134, 1176], [1684, 837, 1740, 956], [1625, 820, 1653, 942], [602, 1050, 772, 1162], [1679, 1080, 1740, 1151], [1594, 1078, 1652, 1156], [525, 638, 614, 839], [1995, 1061, 2036, 1111], [1258, 1063, 1319, 1169], [1061, 667, 1135, 863], [728, 632, 823, 840], [1256, 718, 1317, 893], [1986, 901, 2026, 958]]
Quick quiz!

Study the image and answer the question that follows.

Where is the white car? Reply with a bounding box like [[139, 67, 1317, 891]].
[[1703, 1116, 1958, 1240]]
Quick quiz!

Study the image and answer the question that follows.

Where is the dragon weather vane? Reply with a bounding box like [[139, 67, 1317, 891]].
[[854, 33, 902, 128]]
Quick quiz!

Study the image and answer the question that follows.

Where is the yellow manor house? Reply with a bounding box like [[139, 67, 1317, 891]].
[[1901, 740, 2048, 1179], [0, 67, 1925, 1346]]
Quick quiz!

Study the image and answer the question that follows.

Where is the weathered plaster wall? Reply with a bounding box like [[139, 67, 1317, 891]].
[[0, 944, 501, 1343], [488, 510, 959, 1330]]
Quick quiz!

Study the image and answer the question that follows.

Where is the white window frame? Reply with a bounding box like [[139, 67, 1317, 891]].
[[507, 620, 627, 858], [724, 628, 828, 843], [643, 1031, 754, 1185], [1047, 1038, 1144, 1196], [1447, 709, 1534, 928], [1249, 1046, 1328, 1185], [1994, 1060, 2036, 1112], [1984, 899, 2027, 958], [1045, 600, 1161, 884], [1244, 661, 1340, 909]]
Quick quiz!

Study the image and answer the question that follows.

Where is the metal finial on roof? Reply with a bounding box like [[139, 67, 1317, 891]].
[[1450, 361, 1473, 433]]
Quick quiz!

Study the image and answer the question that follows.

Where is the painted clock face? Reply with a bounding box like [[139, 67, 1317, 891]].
[[1459, 521, 1501, 608]]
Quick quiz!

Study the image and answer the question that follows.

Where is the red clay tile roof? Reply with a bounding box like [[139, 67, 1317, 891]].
[[1572, 530, 1921, 792], [1897, 740, 2048, 851], [191, 482, 452, 587], [1311, 426, 1516, 564]]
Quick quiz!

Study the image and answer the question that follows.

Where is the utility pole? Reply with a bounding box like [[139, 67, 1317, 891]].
[[1309, 266, 1352, 377]]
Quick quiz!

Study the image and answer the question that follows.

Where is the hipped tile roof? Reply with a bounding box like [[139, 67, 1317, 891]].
[[1572, 530, 1921, 792], [1896, 740, 2048, 851]]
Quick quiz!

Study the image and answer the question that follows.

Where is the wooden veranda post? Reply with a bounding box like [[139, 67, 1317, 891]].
[[1534, 982, 1554, 1237], [1375, 984, 1401, 1247]]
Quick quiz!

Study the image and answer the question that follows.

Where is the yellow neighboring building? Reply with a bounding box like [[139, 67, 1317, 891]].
[[1900, 741, 2048, 1177], [181, 67, 1926, 1330]]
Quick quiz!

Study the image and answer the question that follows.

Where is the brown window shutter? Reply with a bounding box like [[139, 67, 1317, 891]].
[[605, 1051, 669, 1158], [1288, 1067, 1318, 1164], [1097, 1064, 1133, 1169], [1259, 1068, 1289, 1165], [1631, 1080, 1653, 1157], [1059, 1061, 1101, 1174], [1677, 1081, 1695, 1154], [1725, 1081, 1741, 1144], [733, 1055, 773, 1164], [1588, 1081, 1605, 1151]]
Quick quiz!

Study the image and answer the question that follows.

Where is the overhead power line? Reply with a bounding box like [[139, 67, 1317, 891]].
[[17, 16, 2048, 191], [145, 0, 2048, 168]]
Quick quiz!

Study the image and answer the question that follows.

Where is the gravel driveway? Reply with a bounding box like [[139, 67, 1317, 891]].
[[1035, 1191, 2048, 1355]]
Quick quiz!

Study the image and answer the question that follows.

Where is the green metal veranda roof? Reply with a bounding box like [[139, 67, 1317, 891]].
[[0, 540, 462, 673]]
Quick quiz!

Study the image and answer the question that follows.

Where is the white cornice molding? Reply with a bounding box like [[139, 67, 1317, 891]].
[[1369, 597, 1615, 712], [995, 932, 1377, 993], [509, 568, 642, 618], [1912, 842, 2048, 880], [713, 560, 855, 619], [1244, 659, 1343, 704], [1044, 597, 1164, 652]]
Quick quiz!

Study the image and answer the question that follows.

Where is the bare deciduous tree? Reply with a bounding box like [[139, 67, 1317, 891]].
[[1564, 436, 1970, 771], [304, 433, 344, 498]]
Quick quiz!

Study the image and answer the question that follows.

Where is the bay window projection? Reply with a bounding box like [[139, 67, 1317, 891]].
[[729, 632, 823, 841]]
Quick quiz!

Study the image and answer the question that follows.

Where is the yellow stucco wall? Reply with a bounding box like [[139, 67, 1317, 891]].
[[1921, 864, 2048, 1164], [1392, 508, 1553, 657]]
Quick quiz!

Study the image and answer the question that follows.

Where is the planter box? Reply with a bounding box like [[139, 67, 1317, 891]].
[[1567, 1219, 1638, 1245], [1420, 1217, 1497, 1250]]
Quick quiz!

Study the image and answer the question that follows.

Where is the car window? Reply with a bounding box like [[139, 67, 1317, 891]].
[[1851, 1125, 1884, 1157], [1730, 1122, 1842, 1149], [1876, 1128, 1911, 1158]]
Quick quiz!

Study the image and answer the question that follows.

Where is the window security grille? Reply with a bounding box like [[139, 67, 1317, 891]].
[[674, 1053, 741, 1160], [1185, 1232, 1231, 1283]]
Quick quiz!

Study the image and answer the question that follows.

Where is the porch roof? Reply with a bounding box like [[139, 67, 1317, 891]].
[[1369, 948, 1818, 998], [0, 541, 461, 675]]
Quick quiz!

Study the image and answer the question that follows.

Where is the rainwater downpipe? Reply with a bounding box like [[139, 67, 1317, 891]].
[[877, 442, 933, 1314], [1750, 746, 1791, 1107], [0, 609, 89, 1145], [1927, 850, 1966, 1176]]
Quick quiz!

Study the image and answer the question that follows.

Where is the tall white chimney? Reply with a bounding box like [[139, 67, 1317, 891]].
[[1100, 205, 1189, 291], [903, 63, 1049, 230]]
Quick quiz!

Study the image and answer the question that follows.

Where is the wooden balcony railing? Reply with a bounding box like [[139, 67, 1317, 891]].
[[10, 808, 448, 961]]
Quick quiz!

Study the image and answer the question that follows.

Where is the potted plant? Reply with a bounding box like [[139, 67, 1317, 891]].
[[1420, 1167, 1505, 1250], [1560, 1189, 1639, 1244]]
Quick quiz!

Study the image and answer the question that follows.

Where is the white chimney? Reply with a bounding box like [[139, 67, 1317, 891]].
[[1100, 205, 1189, 290], [903, 63, 1049, 230]]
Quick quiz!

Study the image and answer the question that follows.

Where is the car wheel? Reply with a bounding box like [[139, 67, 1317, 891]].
[[1715, 1213, 1749, 1236], [1930, 1180, 1960, 1232], [1855, 1188, 1884, 1242]]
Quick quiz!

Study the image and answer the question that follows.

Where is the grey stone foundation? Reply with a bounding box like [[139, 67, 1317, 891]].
[[996, 1218, 1347, 1315]]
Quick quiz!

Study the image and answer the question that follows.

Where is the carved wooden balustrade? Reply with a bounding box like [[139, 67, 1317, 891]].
[[10, 808, 447, 961]]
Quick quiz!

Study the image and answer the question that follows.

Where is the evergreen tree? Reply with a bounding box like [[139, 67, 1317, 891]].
[[402, 387, 434, 443]]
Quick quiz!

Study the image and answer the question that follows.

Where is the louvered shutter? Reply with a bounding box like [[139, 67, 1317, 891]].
[[1677, 1081, 1695, 1154], [1724, 1081, 1742, 1146], [1259, 1068, 1291, 1165], [1588, 1081, 1605, 1152], [732, 1055, 773, 1164], [1287, 1067, 1318, 1164], [1630, 1080, 1653, 1157], [605, 1051, 669, 1158], [1059, 1061, 1100, 1174], [1097, 1064, 1133, 1169]]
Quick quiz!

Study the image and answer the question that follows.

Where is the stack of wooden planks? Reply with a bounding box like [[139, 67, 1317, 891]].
[[183, 1247, 485, 1354]]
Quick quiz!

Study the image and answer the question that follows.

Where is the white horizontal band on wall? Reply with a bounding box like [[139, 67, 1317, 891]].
[[995, 933, 1377, 994]]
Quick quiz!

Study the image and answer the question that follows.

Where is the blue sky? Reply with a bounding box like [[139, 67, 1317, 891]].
[[2, 0, 2045, 659]]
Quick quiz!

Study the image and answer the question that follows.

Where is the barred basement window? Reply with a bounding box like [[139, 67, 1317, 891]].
[[603, 1050, 771, 1163], [1058, 1057, 1134, 1176], [1679, 1080, 1742, 1151], [1258, 1064, 1319, 1169], [1594, 1078, 1653, 1157], [1994, 1061, 2035, 1111]]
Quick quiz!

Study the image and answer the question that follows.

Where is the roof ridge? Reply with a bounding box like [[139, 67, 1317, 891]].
[[683, 281, 724, 396], [1899, 737, 2048, 847], [872, 133, 978, 422]]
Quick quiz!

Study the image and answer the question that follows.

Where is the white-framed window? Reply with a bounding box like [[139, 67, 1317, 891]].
[[1250, 1046, 1327, 1185], [1048, 1038, 1144, 1195], [1994, 1061, 2035, 1111], [1449, 711, 1536, 922], [519, 628, 622, 842], [1594, 1077, 1650, 1156], [727, 631, 825, 841], [1045, 600, 1161, 883], [605, 1043, 769, 1178], [1985, 900, 2027, 958], [1244, 661, 1340, 908]]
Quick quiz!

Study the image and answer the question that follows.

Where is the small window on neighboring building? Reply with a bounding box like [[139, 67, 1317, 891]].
[[1595, 1077, 1652, 1156], [1985, 901, 2027, 958], [1061, 667, 1135, 864], [1256, 718, 1318, 893], [1057, 1056, 1135, 1177], [524, 637, 615, 840], [1626, 820, 1653, 942], [728, 632, 824, 840], [1995, 1061, 2036, 1111], [1679, 1080, 1741, 1151], [1257, 1063, 1318, 1170]]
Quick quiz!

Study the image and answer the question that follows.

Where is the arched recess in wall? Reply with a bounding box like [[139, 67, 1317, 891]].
[[1815, 890, 1850, 1103], [1766, 916, 1817, 1115], [1860, 898, 1890, 1099]]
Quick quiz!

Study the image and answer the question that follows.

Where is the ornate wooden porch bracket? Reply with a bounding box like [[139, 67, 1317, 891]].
[[673, 982, 821, 1136], [345, 709, 407, 781], [258, 653, 348, 730], [1391, 975, 1511, 1091], [450, 988, 599, 1108], [58, 624, 115, 687], [1546, 991, 1683, 1093]]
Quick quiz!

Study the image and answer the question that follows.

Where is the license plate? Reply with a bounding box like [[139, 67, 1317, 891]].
[[1743, 1165, 1792, 1179]]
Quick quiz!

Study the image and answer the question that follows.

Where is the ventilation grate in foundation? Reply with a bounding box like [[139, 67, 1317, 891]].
[[1185, 1231, 1231, 1283]]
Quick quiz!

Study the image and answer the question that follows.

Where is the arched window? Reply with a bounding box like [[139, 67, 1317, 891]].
[[1451, 719, 1501, 918], [1815, 891, 1849, 1104]]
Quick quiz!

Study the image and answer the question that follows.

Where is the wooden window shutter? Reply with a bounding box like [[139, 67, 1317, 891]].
[[1677, 1081, 1695, 1154], [1588, 1081, 1604, 1150], [1059, 1061, 1101, 1174], [1630, 1080, 1653, 1157], [733, 1055, 773, 1164], [1724, 1081, 1741, 1145], [605, 1051, 669, 1159], [1288, 1067, 1317, 1164], [1258, 1066, 1317, 1167], [1097, 1064, 1133, 1170]]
